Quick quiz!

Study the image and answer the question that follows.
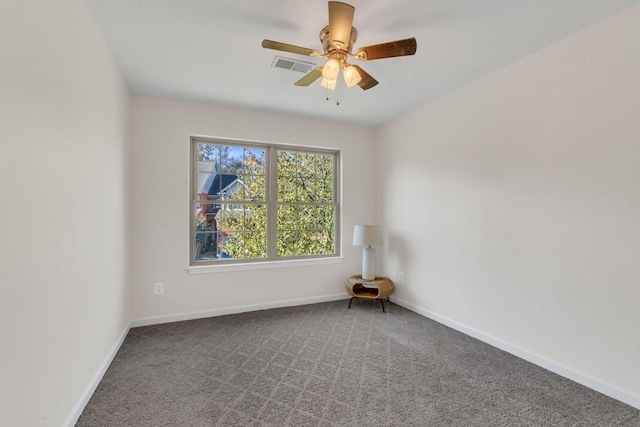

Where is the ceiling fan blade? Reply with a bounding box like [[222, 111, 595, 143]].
[[262, 39, 322, 57], [294, 66, 324, 86], [350, 65, 378, 90], [354, 37, 417, 60], [328, 2, 355, 50]]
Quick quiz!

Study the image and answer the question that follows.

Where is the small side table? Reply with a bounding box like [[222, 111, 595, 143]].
[[346, 275, 395, 313]]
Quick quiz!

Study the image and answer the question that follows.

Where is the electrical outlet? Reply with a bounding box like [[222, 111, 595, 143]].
[[154, 282, 164, 295], [398, 272, 404, 283]]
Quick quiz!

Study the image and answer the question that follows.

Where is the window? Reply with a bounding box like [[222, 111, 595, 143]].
[[190, 137, 340, 265]]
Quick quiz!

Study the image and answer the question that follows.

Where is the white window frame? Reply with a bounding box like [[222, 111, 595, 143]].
[[188, 136, 341, 272]]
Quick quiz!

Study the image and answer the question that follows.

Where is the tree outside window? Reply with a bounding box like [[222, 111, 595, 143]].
[[191, 139, 339, 265]]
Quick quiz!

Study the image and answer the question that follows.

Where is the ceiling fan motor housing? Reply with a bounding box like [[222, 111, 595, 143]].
[[320, 25, 358, 55]]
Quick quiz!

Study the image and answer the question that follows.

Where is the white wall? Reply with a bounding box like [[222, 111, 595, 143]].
[[377, 4, 640, 405], [0, 1, 131, 425], [130, 95, 376, 321], [2, 0, 636, 422]]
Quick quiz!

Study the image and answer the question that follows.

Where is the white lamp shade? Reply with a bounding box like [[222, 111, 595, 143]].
[[353, 225, 382, 247], [343, 64, 362, 88], [322, 58, 340, 81]]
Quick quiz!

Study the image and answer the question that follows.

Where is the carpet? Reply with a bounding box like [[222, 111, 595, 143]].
[[76, 299, 640, 426]]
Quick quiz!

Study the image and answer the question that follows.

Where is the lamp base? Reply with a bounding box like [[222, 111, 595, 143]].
[[362, 246, 376, 280]]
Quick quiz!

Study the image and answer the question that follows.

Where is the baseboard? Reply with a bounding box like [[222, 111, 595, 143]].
[[390, 296, 640, 410], [63, 323, 131, 427], [68, 293, 637, 426], [130, 293, 349, 328], [65, 294, 348, 425]]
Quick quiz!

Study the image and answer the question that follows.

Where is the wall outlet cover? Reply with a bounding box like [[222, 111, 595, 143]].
[[154, 282, 164, 295]]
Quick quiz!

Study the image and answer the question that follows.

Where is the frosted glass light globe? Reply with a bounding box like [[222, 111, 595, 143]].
[[322, 58, 340, 81], [343, 64, 361, 87]]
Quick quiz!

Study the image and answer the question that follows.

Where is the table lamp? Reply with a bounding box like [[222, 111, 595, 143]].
[[353, 225, 382, 280]]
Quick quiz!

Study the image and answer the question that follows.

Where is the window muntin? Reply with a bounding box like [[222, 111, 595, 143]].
[[191, 138, 339, 265]]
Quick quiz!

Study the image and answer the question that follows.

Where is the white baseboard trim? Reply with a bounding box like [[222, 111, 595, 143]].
[[63, 323, 131, 427], [390, 296, 640, 410], [130, 293, 349, 328], [65, 294, 348, 425]]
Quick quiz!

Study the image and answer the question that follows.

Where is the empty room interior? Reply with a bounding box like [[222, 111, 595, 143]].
[[2, 0, 640, 425]]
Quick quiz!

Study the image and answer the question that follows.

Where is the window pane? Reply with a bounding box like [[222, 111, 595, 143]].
[[242, 232, 267, 258], [298, 205, 316, 230], [238, 147, 266, 201], [274, 149, 336, 257], [219, 145, 243, 175], [297, 232, 316, 256], [242, 148, 265, 174], [277, 150, 297, 175], [195, 171, 216, 198], [277, 230, 298, 257], [239, 173, 265, 202], [243, 204, 267, 231], [220, 232, 267, 259], [195, 143, 218, 162], [276, 150, 333, 203], [195, 232, 218, 261], [294, 152, 316, 202], [317, 205, 335, 230], [277, 174, 296, 203], [276, 150, 298, 202], [194, 200, 220, 261], [315, 229, 335, 254], [215, 204, 266, 259], [276, 204, 335, 257], [277, 205, 298, 230], [195, 143, 266, 202], [315, 154, 334, 202]]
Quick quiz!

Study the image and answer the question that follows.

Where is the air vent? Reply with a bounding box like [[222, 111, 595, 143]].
[[271, 56, 315, 74]]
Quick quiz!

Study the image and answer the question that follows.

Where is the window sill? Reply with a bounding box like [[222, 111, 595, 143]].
[[186, 256, 344, 274]]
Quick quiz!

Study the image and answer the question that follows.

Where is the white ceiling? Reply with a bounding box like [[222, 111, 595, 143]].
[[84, 0, 639, 127]]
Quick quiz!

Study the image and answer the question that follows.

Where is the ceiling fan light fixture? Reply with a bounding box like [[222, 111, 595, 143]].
[[321, 77, 337, 90], [322, 58, 340, 81], [342, 64, 361, 88], [261, 2, 417, 96]]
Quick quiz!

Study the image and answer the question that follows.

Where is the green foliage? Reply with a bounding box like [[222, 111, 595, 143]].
[[194, 214, 207, 260], [216, 205, 267, 259], [207, 147, 335, 260], [276, 151, 333, 203], [276, 150, 335, 257]]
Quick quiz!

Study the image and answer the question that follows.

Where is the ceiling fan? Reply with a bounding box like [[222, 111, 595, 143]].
[[262, 1, 417, 92]]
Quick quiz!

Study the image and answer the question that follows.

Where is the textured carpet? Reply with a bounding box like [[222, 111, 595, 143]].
[[77, 300, 640, 426]]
